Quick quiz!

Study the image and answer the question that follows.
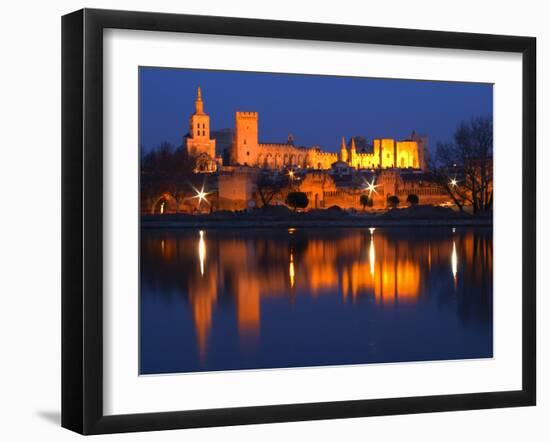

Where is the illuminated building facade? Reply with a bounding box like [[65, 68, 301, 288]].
[[231, 109, 427, 171], [186, 87, 427, 173], [143, 88, 453, 214]]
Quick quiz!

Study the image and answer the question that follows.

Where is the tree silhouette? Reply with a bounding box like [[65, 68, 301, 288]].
[[406, 194, 419, 206], [256, 171, 288, 208], [431, 116, 493, 213], [286, 191, 309, 211], [360, 194, 373, 211], [387, 195, 400, 208]]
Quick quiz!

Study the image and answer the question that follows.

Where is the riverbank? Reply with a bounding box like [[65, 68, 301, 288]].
[[142, 205, 493, 229]]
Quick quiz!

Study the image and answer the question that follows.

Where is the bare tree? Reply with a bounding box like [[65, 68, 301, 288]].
[[432, 116, 493, 214], [256, 171, 288, 207]]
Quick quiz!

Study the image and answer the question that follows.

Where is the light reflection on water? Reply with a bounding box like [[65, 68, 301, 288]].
[[140, 227, 493, 374]]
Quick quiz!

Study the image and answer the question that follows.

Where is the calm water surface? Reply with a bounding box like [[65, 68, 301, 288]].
[[140, 227, 493, 374]]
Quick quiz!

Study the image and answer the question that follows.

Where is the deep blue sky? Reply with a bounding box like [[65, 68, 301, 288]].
[[139, 67, 493, 154]]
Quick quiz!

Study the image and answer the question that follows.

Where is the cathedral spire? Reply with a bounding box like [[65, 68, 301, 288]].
[[350, 137, 357, 152], [340, 137, 348, 163], [195, 86, 204, 114]]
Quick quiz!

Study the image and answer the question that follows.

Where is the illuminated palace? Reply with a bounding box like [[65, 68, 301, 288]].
[[144, 87, 454, 214], [186, 87, 427, 172]]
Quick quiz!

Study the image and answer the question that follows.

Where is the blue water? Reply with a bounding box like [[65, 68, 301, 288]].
[[140, 227, 493, 374]]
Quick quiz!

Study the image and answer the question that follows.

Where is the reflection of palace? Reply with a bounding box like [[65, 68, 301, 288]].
[[141, 228, 492, 359], [142, 88, 456, 214]]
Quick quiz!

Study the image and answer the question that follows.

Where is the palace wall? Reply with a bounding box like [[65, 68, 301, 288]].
[[308, 149, 339, 169], [143, 169, 452, 214], [257, 143, 311, 168], [218, 168, 258, 211]]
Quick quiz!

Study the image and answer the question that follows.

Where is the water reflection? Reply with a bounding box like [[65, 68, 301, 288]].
[[369, 235, 375, 277], [452, 240, 458, 287], [289, 250, 295, 289], [198, 230, 206, 276], [140, 227, 493, 374]]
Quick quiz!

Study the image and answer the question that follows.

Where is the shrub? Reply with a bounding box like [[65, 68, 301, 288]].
[[406, 194, 419, 206], [387, 195, 400, 208], [286, 191, 309, 211]]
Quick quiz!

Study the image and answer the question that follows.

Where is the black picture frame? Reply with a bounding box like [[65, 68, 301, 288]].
[[62, 8, 536, 435]]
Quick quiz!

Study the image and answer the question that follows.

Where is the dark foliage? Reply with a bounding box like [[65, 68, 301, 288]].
[[286, 191, 309, 211], [387, 195, 400, 207], [406, 194, 419, 206]]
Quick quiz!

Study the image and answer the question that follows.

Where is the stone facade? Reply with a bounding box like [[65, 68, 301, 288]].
[[218, 167, 258, 211], [231, 109, 427, 171], [230, 111, 340, 169]]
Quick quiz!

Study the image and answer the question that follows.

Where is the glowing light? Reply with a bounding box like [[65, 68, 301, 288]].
[[198, 230, 206, 276], [288, 227, 296, 234], [362, 177, 379, 197], [449, 177, 458, 188], [451, 240, 458, 286], [288, 170, 294, 179], [160, 201, 165, 214], [289, 250, 295, 288], [452, 227, 456, 233], [369, 227, 376, 236], [190, 184, 212, 207]]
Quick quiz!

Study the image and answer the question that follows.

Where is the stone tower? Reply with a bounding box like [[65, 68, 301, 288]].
[[186, 87, 216, 160], [349, 137, 357, 167], [380, 138, 397, 168], [232, 111, 259, 166], [410, 131, 428, 170]]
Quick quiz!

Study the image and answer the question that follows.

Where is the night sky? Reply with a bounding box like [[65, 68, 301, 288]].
[[139, 67, 493, 154]]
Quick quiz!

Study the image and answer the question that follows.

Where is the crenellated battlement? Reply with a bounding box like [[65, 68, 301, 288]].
[[236, 111, 258, 118], [313, 150, 338, 157], [259, 143, 306, 150]]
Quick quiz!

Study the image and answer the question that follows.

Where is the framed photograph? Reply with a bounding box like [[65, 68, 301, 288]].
[[62, 8, 536, 435]]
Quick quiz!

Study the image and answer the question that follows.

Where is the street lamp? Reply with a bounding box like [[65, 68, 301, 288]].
[[362, 177, 379, 197], [191, 184, 212, 208]]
